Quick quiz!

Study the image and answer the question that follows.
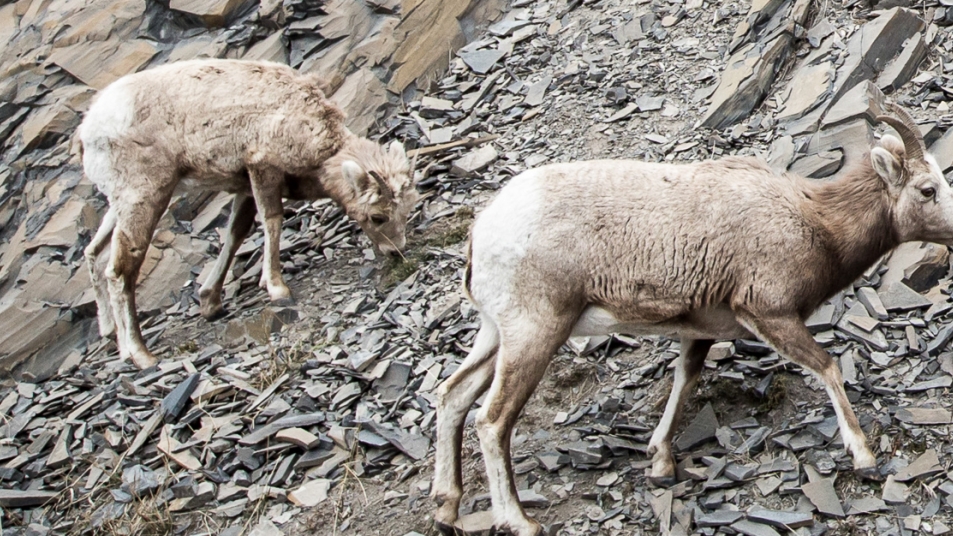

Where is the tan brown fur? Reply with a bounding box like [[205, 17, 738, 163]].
[[80, 59, 416, 369], [433, 119, 953, 536]]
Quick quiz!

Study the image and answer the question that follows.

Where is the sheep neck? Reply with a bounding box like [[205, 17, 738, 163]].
[[805, 158, 899, 291]]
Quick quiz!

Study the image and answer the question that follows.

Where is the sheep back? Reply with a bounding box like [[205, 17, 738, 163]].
[[79, 59, 349, 188]]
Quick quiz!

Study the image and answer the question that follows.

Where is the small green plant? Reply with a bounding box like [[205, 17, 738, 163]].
[[382, 255, 422, 287]]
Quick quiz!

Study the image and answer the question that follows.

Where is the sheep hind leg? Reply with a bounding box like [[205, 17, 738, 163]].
[[106, 190, 174, 370], [646, 338, 713, 487], [739, 312, 881, 480], [432, 318, 499, 532], [248, 170, 292, 305], [199, 194, 257, 320], [476, 315, 575, 536], [84, 206, 117, 337]]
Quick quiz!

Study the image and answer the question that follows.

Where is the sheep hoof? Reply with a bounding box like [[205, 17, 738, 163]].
[[201, 307, 228, 321], [854, 466, 883, 481], [131, 350, 159, 370], [434, 520, 456, 535], [272, 296, 296, 307], [647, 474, 677, 488]]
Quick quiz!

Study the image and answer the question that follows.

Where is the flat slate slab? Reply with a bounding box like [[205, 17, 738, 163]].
[[895, 407, 952, 425], [675, 403, 719, 451], [748, 506, 813, 529], [0, 489, 57, 507], [878, 282, 932, 311], [458, 49, 506, 74], [801, 477, 845, 517], [894, 449, 943, 482], [731, 519, 781, 536]]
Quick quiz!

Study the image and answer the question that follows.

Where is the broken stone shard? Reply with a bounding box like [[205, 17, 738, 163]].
[[801, 477, 845, 517], [458, 49, 506, 74], [878, 282, 933, 311], [674, 402, 718, 451], [162, 373, 200, 423]]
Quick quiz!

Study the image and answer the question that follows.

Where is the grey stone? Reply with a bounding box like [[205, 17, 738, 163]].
[[801, 478, 845, 517], [927, 325, 953, 356], [806, 303, 836, 332], [731, 520, 781, 536], [239, 413, 326, 445], [373, 362, 412, 402], [878, 282, 932, 311], [363, 421, 430, 461], [451, 145, 498, 176], [788, 150, 843, 179], [636, 95, 665, 112], [827, 7, 924, 104], [675, 402, 718, 451], [161, 373, 200, 423], [458, 49, 506, 74], [776, 61, 833, 122], [907, 376, 953, 392], [930, 126, 953, 172], [882, 475, 909, 504], [0, 489, 57, 508], [822, 80, 886, 128], [748, 506, 813, 529], [876, 32, 926, 93], [895, 407, 952, 425], [605, 103, 638, 123], [847, 497, 889, 514], [701, 34, 794, 129], [856, 287, 889, 320], [523, 75, 551, 107], [724, 463, 758, 482], [517, 489, 549, 508], [894, 449, 942, 482], [537, 452, 568, 472], [836, 320, 889, 351], [558, 441, 605, 466], [122, 465, 160, 497], [696, 510, 743, 527]]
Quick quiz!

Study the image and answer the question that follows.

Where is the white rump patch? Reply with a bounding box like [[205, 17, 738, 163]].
[[79, 79, 137, 197], [469, 171, 543, 315]]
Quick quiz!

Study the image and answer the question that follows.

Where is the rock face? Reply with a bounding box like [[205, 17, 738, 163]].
[[4, 0, 953, 535], [0, 0, 506, 379]]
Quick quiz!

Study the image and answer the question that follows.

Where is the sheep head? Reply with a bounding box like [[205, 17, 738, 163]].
[[339, 139, 418, 256], [874, 104, 953, 245]]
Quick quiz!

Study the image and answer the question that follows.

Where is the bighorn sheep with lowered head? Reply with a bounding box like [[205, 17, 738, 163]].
[[80, 59, 417, 370], [432, 104, 953, 536]]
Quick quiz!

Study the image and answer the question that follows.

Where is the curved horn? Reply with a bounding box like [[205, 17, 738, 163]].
[[368, 170, 393, 201], [876, 103, 925, 161]]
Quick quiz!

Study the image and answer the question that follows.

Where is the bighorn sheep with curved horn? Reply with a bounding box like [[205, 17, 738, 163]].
[[432, 104, 953, 536], [80, 59, 418, 369]]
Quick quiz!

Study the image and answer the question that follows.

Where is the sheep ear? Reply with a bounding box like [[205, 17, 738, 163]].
[[388, 140, 406, 160], [341, 160, 365, 194], [880, 134, 906, 159], [871, 147, 904, 188]]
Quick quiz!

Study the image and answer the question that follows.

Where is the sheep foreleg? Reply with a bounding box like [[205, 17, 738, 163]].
[[249, 169, 293, 305], [647, 338, 713, 487], [199, 194, 257, 319], [739, 313, 881, 480]]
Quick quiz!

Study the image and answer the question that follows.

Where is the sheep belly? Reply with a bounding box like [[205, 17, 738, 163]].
[[571, 304, 750, 340]]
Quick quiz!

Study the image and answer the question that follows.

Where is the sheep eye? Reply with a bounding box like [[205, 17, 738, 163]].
[[922, 187, 936, 199], [370, 215, 389, 225]]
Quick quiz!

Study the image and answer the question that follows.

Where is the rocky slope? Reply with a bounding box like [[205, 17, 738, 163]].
[[4, 0, 953, 535]]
